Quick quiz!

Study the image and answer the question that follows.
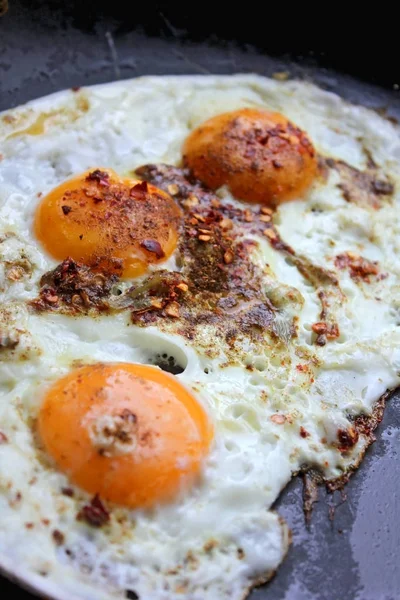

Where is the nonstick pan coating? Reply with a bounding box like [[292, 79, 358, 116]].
[[0, 3, 399, 599]]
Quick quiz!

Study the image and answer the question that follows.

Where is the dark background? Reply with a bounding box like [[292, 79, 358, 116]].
[[1, 2, 400, 599]]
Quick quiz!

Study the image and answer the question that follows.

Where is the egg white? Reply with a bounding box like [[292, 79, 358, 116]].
[[0, 75, 400, 600]]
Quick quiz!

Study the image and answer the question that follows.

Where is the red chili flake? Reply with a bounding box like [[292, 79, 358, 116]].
[[176, 282, 188, 293], [131, 181, 148, 194], [326, 323, 340, 339], [140, 239, 165, 259], [335, 252, 379, 282], [71, 86, 81, 92], [62, 205, 72, 215], [244, 209, 253, 223], [193, 213, 206, 223], [300, 426, 310, 438], [77, 494, 110, 527], [311, 322, 328, 335], [25, 522, 34, 529], [44, 293, 59, 303], [61, 487, 74, 497], [52, 529, 65, 545], [296, 364, 307, 372], [86, 170, 110, 187], [223, 249, 234, 265], [0, 432, 8, 444]]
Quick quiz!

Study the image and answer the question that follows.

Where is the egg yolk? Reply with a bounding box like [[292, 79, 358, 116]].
[[183, 108, 317, 206], [38, 363, 212, 508], [34, 169, 181, 278]]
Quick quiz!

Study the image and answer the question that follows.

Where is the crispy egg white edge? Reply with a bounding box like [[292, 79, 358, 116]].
[[1, 74, 400, 600]]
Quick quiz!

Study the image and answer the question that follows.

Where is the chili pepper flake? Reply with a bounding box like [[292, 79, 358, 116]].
[[311, 322, 328, 335], [223, 249, 234, 264], [131, 181, 148, 194], [261, 207, 273, 215], [263, 228, 277, 240], [86, 170, 110, 187], [167, 183, 179, 196], [165, 301, 180, 318], [52, 529, 65, 545], [77, 494, 110, 527], [259, 214, 271, 222]]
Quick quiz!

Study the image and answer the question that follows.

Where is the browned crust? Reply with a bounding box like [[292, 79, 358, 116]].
[[137, 164, 344, 347], [29, 257, 120, 314], [323, 157, 394, 209], [302, 470, 322, 526], [135, 164, 300, 355], [299, 389, 390, 524], [325, 390, 389, 493], [334, 252, 380, 282]]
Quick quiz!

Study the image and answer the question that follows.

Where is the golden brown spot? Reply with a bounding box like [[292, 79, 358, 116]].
[[335, 252, 380, 282], [325, 157, 394, 209]]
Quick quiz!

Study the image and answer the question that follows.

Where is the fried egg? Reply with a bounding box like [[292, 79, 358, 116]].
[[0, 75, 400, 600]]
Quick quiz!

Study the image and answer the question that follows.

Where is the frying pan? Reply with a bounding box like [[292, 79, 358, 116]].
[[1, 2, 399, 599]]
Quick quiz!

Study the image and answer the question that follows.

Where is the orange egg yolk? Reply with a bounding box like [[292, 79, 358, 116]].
[[34, 169, 181, 278], [183, 108, 317, 206], [38, 363, 212, 508]]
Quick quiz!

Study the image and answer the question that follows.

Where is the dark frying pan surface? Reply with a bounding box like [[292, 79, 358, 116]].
[[1, 3, 399, 599]]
